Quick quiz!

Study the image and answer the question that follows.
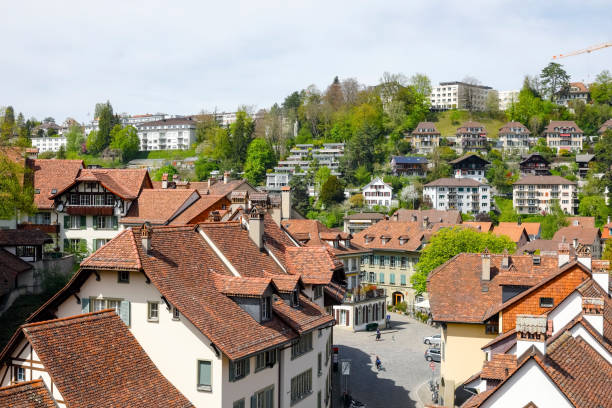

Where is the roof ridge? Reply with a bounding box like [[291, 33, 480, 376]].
[[22, 309, 116, 331], [0, 379, 44, 391]]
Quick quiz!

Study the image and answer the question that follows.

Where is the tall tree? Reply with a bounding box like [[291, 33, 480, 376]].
[[243, 138, 277, 185], [90, 101, 118, 154], [540, 62, 570, 101], [410, 73, 432, 97], [289, 175, 310, 215], [1, 106, 15, 141], [229, 110, 254, 169], [65, 125, 85, 152], [319, 175, 344, 207], [590, 70, 612, 105], [325, 76, 344, 111], [0, 153, 36, 219], [109, 125, 140, 162]]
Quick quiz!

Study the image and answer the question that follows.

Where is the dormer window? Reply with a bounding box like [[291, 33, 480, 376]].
[[261, 296, 271, 321], [399, 238, 407, 245], [381, 237, 390, 245], [344, 240, 351, 248], [291, 290, 299, 308], [333, 240, 339, 249]]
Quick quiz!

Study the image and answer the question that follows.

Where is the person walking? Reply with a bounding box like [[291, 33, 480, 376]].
[[375, 355, 382, 370], [375, 328, 381, 341]]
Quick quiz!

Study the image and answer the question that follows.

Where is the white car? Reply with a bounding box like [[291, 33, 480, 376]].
[[423, 334, 441, 346]]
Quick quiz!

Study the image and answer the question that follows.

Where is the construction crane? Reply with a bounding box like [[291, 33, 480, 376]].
[[552, 42, 612, 59]]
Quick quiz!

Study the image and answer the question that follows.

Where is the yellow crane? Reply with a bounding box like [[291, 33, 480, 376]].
[[552, 42, 612, 59]]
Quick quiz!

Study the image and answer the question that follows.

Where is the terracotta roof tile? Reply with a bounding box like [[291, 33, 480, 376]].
[[499, 222, 540, 237], [281, 219, 367, 256], [285, 247, 338, 284], [552, 226, 601, 245], [29, 159, 84, 209], [81, 229, 142, 270], [120, 189, 199, 225], [498, 121, 530, 134], [52, 168, 151, 200], [463, 221, 493, 232], [168, 194, 228, 225], [213, 273, 275, 297], [516, 239, 576, 256], [393, 209, 462, 224], [352, 221, 424, 251], [273, 295, 334, 334], [492, 224, 528, 243], [566, 216, 596, 228], [0, 379, 56, 408], [544, 120, 583, 134], [480, 354, 517, 380], [21, 310, 193, 407], [0, 229, 52, 246]]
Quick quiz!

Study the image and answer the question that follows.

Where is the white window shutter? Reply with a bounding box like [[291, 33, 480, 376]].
[[81, 298, 90, 314], [119, 300, 131, 326]]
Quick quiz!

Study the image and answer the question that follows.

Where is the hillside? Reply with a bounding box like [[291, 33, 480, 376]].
[[434, 110, 507, 139]]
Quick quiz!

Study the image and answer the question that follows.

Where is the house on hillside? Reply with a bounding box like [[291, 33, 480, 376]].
[[449, 153, 490, 182], [598, 118, 612, 134], [423, 178, 491, 214], [362, 177, 393, 208], [512, 175, 578, 215], [499, 221, 541, 240], [390, 156, 428, 177], [555, 81, 590, 107], [545, 120, 583, 153], [136, 117, 197, 151], [410, 122, 440, 155], [576, 154, 595, 179], [455, 122, 488, 154], [553, 226, 602, 259], [498, 122, 531, 157], [492, 224, 529, 247], [519, 153, 551, 176]]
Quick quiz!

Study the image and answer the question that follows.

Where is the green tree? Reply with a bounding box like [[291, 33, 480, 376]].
[[203, 127, 232, 166], [486, 160, 518, 195], [90, 101, 119, 154], [229, 110, 255, 169], [153, 165, 178, 181], [540, 62, 570, 101], [57, 145, 66, 159], [578, 195, 608, 226], [0, 153, 36, 219], [590, 70, 612, 105], [348, 194, 364, 208], [594, 130, 612, 171], [289, 176, 310, 215], [319, 175, 344, 207], [540, 201, 569, 239], [529, 138, 555, 162], [109, 125, 140, 162], [194, 157, 219, 181], [65, 125, 85, 152], [411, 227, 516, 293], [353, 165, 371, 186], [314, 166, 332, 192], [410, 73, 432, 97], [1, 106, 15, 141], [243, 138, 277, 185]]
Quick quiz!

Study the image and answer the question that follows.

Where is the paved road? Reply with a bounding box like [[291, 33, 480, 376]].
[[332, 313, 440, 408]]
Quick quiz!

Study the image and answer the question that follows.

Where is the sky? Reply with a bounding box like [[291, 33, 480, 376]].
[[1, 0, 611, 123]]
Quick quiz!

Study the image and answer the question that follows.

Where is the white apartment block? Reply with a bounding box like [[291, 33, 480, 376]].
[[512, 175, 578, 215], [137, 117, 197, 151], [362, 177, 393, 208], [430, 81, 493, 111], [498, 90, 519, 111], [31, 136, 67, 153], [423, 178, 490, 214], [544, 121, 583, 153]]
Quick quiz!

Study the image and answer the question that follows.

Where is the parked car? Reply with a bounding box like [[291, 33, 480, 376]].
[[423, 334, 441, 346], [425, 348, 441, 362]]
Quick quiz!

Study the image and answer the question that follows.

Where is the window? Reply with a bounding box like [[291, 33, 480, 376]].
[[93, 239, 109, 251], [261, 296, 271, 321], [148, 302, 159, 322], [233, 399, 245, 408], [118, 270, 129, 283], [384, 256, 390, 266], [229, 358, 249, 381], [197, 360, 212, 391], [369, 272, 375, 283], [252, 386, 274, 408], [16, 246, 35, 258], [373, 255, 379, 265], [255, 350, 276, 371], [318, 352, 322, 376], [291, 332, 313, 359], [15, 366, 25, 382], [390, 256, 396, 268], [361, 255, 368, 265], [291, 290, 299, 307], [290, 369, 312, 403], [379, 273, 384, 283], [173, 306, 180, 320], [313, 285, 323, 299], [369, 255, 374, 264], [389, 273, 395, 285], [401, 257, 407, 268], [400, 274, 407, 286], [539, 297, 554, 308], [95, 216, 116, 229]]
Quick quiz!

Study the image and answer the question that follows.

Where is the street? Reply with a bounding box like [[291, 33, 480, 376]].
[[332, 313, 440, 408]]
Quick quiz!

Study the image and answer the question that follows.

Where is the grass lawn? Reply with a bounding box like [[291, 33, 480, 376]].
[[133, 149, 197, 160], [434, 110, 507, 139], [65, 151, 121, 168]]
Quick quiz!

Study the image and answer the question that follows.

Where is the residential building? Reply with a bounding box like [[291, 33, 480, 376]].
[[519, 153, 551, 176], [555, 82, 590, 107], [430, 82, 493, 111], [544, 121, 583, 153], [428, 249, 602, 405], [566, 216, 595, 228], [343, 212, 386, 235], [462, 221, 493, 232], [516, 239, 576, 257], [497, 122, 531, 157], [553, 226, 602, 259], [266, 144, 344, 192], [498, 90, 519, 111], [512, 175, 578, 215], [0, 380, 56, 407], [22, 213, 341, 408], [85, 113, 168, 135], [0, 311, 193, 407], [498, 221, 540, 240], [449, 153, 490, 182], [598, 118, 612, 134], [410, 122, 440, 155], [30, 135, 68, 153], [352, 221, 425, 307], [576, 153, 595, 178], [32, 121, 62, 137], [492, 224, 529, 247], [423, 178, 491, 214], [455, 122, 488, 154], [390, 156, 428, 177], [392, 209, 462, 226], [137, 117, 197, 151], [281, 219, 383, 332], [362, 177, 393, 208]]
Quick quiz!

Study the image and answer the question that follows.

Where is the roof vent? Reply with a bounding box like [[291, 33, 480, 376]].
[[51, 189, 57, 194], [481, 285, 489, 292], [532, 256, 541, 265]]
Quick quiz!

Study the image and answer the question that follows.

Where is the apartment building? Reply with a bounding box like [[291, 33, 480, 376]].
[[545, 120, 583, 153], [449, 153, 490, 182], [423, 178, 491, 215], [30, 135, 67, 153], [409, 122, 440, 155], [497, 121, 532, 157], [498, 90, 519, 111], [137, 117, 197, 151], [455, 121, 488, 154], [555, 82, 590, 107], [390, 156, 428, 177], [362, 177, 393, 208], [430, 82, 493, 111], [19, 211, 342, 408], [512, 175, 578, 215], [85, 113, 168, 135], [343, 212, 385, 235]]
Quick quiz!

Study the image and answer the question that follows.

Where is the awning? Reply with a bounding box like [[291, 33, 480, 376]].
[[415, 299, 430, 309]]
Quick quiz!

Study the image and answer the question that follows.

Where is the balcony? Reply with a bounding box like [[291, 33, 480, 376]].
[[343, 288, 386, 304], [18, 223, 60, 234], [66, 206, 114, 216]]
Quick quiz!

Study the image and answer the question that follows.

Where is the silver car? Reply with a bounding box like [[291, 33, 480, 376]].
[[424, 348, 441, 362], [423, 334, 441, 346]]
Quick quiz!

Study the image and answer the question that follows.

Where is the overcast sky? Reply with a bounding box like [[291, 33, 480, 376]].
[[1, 0, 610, 123]]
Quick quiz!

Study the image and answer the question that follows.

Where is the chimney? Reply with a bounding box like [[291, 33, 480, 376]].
[[576, 244, 592, 270], [161, 173, 168, 189], [281, 186, 291, 221], [208, 210, 221, 222], [591, 260, 610, 294], [481, 248, 491, 281], [248, 206, 265, 250], [516, 315, 547, 358], [558, 242, 570, 267], [572, 238, 578, 248], [501, 248, 509, 269], [422, 216, 429, 230], [582, 297, 604, 336], [411, 214, 417, 222], [223, 171, 230, 184], [141, 222, 152, 254], [207, 178, 215, 188]]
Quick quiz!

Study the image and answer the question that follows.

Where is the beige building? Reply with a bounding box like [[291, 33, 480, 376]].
[[512, 175, 578, 215], [497, 121, 532, 157], [545, 120, 583, 153], [409, 122, 440, 155]]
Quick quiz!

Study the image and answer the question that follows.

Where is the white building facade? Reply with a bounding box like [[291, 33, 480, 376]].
[[512, 175, 578, 215], [31, 136, 68, 153], [430, 82, 493, 111], [137, 117, 197, 151], [498, 90, 520, 111], [362, 177, 393, 208], [423, 178, 490, 214]]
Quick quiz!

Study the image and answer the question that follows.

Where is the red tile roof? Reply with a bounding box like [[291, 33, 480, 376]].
[[412, 122, 440, 135], [552, 226, 601, 246], [120, 189, 199, 224], [168, 194, 227, 225], [29, 159, 84, 209], [0, 380, 56, 408], [81, 229, 142, 271], [51, 168, 151, 200], [599, 119, 612, 134], [566, 216, 596, 228], [352, 221, 424, 252], [463, 221, 493, 232], [492, 224, 528, 243], [19, 311, 193, 407], [499, 222, 540, 237], [0, 229, 53, 246], [393, 209, 462, 224], [281, 219, 368, 256], [498, 121, 530, 134], [213, 273, 276, 297], [544, 120, 583, 134], [285, 246, 340, 284], [480, 354, 517, 380]]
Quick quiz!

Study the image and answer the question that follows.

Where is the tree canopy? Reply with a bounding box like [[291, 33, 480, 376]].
[[243, 138, 277, 185]]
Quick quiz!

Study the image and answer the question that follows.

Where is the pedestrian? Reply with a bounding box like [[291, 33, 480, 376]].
[[375, 355, 382, 370], [375, 328, 381, 341]]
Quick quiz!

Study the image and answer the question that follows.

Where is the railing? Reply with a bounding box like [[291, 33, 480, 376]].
[[343, 289, 386, 304]]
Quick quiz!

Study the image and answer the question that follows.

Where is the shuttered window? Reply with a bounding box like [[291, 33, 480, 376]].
[[197, 360, 212, 391], [290, 369, 312, 403], [229, 358, 250, 382], [251, 386, 273, 408]]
